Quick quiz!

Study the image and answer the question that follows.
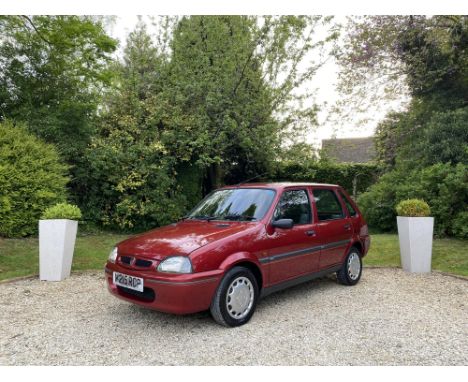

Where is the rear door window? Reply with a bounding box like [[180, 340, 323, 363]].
[[313, 189, 345, 221]]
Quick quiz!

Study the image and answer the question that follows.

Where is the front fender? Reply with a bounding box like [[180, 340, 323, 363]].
[[218, 252, 265, 285], [218, 251, 261, 270]]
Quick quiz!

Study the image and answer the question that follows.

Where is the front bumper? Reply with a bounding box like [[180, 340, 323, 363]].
[[105, 262, 223, 315]]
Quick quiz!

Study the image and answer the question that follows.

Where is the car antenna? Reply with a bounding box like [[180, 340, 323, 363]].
[[235, 171, 269, 187]]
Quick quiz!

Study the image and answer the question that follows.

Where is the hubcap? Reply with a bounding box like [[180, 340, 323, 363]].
[[226, 276, 254, 319], [348, 252, 361, 280]]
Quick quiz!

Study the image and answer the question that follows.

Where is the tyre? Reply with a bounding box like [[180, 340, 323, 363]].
[[337, 247, 362, 286], [210, 266, 259, 327]]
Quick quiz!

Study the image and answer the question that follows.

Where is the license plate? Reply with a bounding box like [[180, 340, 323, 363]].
[[113, 272, 144, 292]]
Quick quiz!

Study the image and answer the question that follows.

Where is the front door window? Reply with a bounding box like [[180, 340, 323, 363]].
[[273, 189, 312, 224]]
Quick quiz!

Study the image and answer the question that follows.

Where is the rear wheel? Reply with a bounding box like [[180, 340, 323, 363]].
[[337, 247, 362, 286], [210, 266, 259, 327]]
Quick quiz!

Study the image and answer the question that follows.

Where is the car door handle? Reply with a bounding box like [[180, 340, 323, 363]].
[[305, 230, 316, 236], [344, 223, 352, 230]]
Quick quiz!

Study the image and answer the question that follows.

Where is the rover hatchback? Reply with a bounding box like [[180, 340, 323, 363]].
[[105, 182, 370, 327]]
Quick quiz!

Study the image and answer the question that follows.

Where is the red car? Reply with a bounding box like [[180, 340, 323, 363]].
[[105, 183, 370, 327]]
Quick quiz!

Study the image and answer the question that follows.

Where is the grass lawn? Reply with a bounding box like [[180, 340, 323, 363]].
[[0, 233, 128, 281], [364, 234, 468, 277], [0, 233, 467, 281]]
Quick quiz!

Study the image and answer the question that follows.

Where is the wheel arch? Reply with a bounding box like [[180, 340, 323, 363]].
[[219, 253, 264, 291], [351, 240, 363, 256]]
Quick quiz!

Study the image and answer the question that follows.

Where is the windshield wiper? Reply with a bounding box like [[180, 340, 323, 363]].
[[189, 215, 217, 221], [222, 214, 257, 221]]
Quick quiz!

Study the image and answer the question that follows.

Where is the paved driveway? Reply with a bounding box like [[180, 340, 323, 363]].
[[0, 268, 466, 365]]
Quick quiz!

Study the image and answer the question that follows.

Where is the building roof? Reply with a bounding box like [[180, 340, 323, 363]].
[[321, 137, 376, 163]]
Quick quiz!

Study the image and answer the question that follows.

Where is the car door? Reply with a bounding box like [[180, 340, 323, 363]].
[[312, 187, 352, 269], [263, 188, 321, 285]]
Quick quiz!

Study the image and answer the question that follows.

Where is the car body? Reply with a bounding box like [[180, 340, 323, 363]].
[[105, 182, 370, 326]]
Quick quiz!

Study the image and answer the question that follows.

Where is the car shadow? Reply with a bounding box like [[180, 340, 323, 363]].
[[257, 274, 338, 307], [116, 273, 340, 329]]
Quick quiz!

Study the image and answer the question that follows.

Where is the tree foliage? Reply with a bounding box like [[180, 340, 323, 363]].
[[336, 16, 467, 110], [0, 16, 117, 163], [76, 23, 186, 230], [162, 16, 338, 189], [273, 160, 380, 198], [74, 16, 338, 229], [339, 16, 468, 169], [422, 108, 468, 166], [341, 16, 468, 238]]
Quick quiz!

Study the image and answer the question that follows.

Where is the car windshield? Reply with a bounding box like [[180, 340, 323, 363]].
[[188, 188, 276, 221]]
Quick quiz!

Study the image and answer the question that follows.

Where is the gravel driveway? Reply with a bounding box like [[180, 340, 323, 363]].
[[0, 268, 467, 365]]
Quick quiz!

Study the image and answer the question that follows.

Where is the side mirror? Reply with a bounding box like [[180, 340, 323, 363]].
[[271, 219, 294, 229]]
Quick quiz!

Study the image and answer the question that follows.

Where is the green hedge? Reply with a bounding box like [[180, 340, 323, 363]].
[[272, 161, 381, 197], [0, 120, 69, 237], [358, 163, 468, 237]]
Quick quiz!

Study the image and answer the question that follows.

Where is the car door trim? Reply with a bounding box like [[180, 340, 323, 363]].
[[260, 264, 343, 298], [259, 239, 350, 264]]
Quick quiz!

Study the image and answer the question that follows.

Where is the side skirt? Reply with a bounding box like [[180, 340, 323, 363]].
[[260, 264, 343, 299]]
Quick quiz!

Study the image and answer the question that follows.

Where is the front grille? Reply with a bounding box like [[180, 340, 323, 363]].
[[134, 259, 152, 268], [120, 256, 132, 265], [117, 286, 155, 302]]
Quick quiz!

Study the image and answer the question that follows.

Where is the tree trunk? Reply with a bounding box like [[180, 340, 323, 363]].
[[203, 163, 223, 195]]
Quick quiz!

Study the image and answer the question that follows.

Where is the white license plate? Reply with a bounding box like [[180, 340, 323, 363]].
[[113, 272, 144, 292]]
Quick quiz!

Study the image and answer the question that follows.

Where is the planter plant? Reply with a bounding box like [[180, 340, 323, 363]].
[[39, 203, 82, 281], [396, 199, 434, 273]]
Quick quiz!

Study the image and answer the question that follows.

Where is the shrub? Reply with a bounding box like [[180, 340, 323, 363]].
[[41, 203, 82, 220], [452, 212, 468, 239], [358, 163, 467, 237], [0, 120, 69, 237], [396, 199, 431, 217]]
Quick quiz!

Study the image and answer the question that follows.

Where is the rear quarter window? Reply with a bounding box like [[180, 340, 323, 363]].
[[339, 190, 357, 217]]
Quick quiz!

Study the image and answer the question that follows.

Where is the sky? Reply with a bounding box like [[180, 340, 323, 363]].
[[106, 15, 409, 148]]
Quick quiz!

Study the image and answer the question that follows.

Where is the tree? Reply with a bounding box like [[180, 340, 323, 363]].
[[76, 16, 338, 229], [76, 22, 186, 230], [336, 16, 468, 109], [341, 16, 468, 238], [163, 16, 338, 190], [0, 16, 117, 164], [421, 108, 468, 166], [339, 16, 468, 169]]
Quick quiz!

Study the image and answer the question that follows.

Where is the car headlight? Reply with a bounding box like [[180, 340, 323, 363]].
[[157, 256, 192, 273], [108, 247, 118, 263]]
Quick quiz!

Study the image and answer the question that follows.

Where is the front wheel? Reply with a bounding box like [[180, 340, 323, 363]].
[[337, 247, 362, 286], [210, 266, 259, 327]]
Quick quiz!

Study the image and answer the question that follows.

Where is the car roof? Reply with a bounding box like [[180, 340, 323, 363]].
[[219, 182, 340, 190]]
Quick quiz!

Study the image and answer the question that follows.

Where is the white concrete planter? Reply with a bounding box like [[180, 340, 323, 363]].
[[39, 219, 78, 281], [397, 216, 434, 273]]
